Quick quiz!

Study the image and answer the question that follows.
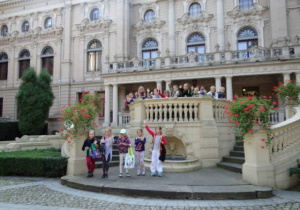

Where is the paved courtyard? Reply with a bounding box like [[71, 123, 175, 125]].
[[0, 176, 299, 209]]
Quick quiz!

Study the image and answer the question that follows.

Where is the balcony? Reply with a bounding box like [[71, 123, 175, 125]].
[[107, 45, 300, 74]]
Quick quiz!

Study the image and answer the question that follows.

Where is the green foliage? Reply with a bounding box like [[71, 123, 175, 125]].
[[0, 122, 22, 141], [273, 81, 300, 105], [225, 92, 276, 145], [289, 167, 300, 176], [0, 149, 67, 177], [58, 92, 103, 141], [15, 68, 54, 135]]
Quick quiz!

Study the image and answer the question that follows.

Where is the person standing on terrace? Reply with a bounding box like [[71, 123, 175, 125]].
[[168, 81, 180, 98]]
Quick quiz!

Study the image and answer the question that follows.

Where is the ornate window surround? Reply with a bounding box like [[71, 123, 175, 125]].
[[41, 46, 54, 58], [234, 0, 258, 7], [138, 3, 160, 21], [21, 20, 30, 33], [81, 2, 109, 21], [181, 28, 210, 54], [183, 0, 206, 13], [0, 24, 8, 37], [137, 36, 161, 58], [43, 17, 53, 29]]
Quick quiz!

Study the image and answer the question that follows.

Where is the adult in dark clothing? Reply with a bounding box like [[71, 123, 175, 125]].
[[179, 83, 192, 97], [81, 130, 99, 178], [217, 87, 226, 100]]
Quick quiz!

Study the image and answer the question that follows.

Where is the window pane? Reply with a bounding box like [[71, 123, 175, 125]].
[[151, 51, 157, 59], [238, 42, 248, 50], [19, 60, 30, 78], [189, 3, 201, 17], [143, 52, 150, 59], [0, 98, 3, 117], [144, 10, 155, 23], [0, 62, 8, 80], [42, 57, 54, 75], [188, 46, 196, 52], [88, 52, 95, 71], [197, 46, 205, 54]]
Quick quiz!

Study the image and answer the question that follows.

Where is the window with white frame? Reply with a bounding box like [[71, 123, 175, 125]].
[[44, 17, 53, 29], [142, 39, 158, 66], [22, 21, 30, 33], [144, 10, 155, 23], [87, 39, 102, 72], [90, 8, 100, 21], [189, 3, 201, 17], [239, 0, 253, 10]]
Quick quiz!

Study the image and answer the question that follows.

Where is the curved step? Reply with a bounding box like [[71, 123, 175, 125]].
[[217, 162, 242, 174]]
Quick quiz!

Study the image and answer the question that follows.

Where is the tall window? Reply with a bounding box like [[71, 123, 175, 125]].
[[1, 25, 8, 37], [239, 0, 253, 10], [41, 46, 54, 75], [187, 33, 205, 61], [44, 17, 52, 29], [90, 8, 100, 21], [142, 38, 158, 66], [237, 27, 258, 58], [144, 10, 155, 23], [19, 49, 30, 78], [87, 39, 102, 72], [0, 52, 8, 80], [189, 3, 201, 17], [22, 21, 30, 33], [0, 98, 3, 117]]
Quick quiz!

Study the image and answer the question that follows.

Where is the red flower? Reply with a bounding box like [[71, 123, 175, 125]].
[[74, 119, 77, 122], [263, 96, 267, 99], [246, 111, 251, 113], [248, 129, 254, 133], [58, 118, 62, 121], [56, 110, 60, 113], [248, 104, 254, 108], [243, 108, 248, 111], [273, 102, 277, 105], [269, 96, 272, 99], [225, 122, 227, 125], [95, 125, 99, 127], [234, 95, 238, 99], [227, 99, 231, 102], [261, 146, 265, 149], [230, 120, 234, 123], [66, 135, 69, 139], [97, 115, 100, 117], [240, 101, 244, 104], [274, 107, 279, 110], [67, 140, 71, 144], [227, 132, 231, 135], [261, 108, 265, 111], [234, 114, 239, 117], [68, 99, 70, 102], [79, 133, 83, 137], [278, 89, 281, 92], [60, 128, 64, 132], [255, 121, 259, 124], [261, 138, 265, 142], [62, 105, 66, 108]]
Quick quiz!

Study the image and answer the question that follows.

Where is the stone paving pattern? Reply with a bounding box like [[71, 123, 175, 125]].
[[0, 177, 299, 210]]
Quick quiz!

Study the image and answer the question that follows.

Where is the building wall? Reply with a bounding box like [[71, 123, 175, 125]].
[[0, 0, 299, 124]]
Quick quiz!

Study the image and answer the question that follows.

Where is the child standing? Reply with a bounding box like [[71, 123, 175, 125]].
[[100, 128, 114, 178], [135, 129, 146, 176], [117, 129, 131, 178], [81, 130, 99, 178], [144, 120, 167, 177]]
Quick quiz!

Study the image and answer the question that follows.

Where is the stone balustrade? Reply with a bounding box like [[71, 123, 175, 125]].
[[107, 45, 300, 73], [243, 106, 300, 190]]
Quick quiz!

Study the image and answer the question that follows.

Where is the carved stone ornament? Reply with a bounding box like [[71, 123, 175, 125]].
[[177, 11, 214, 25], [75, 18, 112, 32], [133, 17, 166, 31], [227, 3, 268, 19]]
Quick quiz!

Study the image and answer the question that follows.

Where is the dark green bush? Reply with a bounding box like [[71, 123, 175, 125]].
[[0, 122, 48, 141], [0, 157, 68, 177], [289, 167, 300, 176]]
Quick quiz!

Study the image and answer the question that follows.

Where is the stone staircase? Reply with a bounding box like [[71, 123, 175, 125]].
[[217, 142, 245, 173], [95, 136, 120, 168]]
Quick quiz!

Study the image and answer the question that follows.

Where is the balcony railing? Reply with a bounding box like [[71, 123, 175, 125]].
[[107, 45, 299, 74]]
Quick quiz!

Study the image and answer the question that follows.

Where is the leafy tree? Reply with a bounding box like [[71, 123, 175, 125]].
[[16, 68, 54, 135]]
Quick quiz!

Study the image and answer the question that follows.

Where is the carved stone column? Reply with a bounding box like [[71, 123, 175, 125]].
[[103, 84, 111, 127], [217, 0, 225, 52], [226, 76, 233, 101], [168, 0, 176, 56]]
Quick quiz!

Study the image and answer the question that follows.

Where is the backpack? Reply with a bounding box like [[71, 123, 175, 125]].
[[99, 136, 106, 156]]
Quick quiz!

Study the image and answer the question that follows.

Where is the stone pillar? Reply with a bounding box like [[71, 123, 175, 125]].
[[103, 84, 111, 127], [243, 126, 275, 188], [168, 0, 176, 56], [217, 0, 225, 52], [156, 81, 163, 91], [166, 80, 171, 91], [111, 84, 119, 127], [296, 72, 300, 84], [7, 46, 15, 88], [270, 0, 288, 44], [215, 77, 222, 92], [66, 136, 87, 175], [226, 76, 233, 101], [283, 73, 290, 83], [116, 0, 129, 60]]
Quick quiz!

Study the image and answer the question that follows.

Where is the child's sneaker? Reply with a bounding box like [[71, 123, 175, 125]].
[[119, 173, 123, 178], [101, 174, 106, 178], [87, 171, 92, 178], [105, 173, 108, 178], [151, 172, 156, 176], [137, 173, 140, 176], [158, 172, 162, 177], [126, 173, 131, 177]]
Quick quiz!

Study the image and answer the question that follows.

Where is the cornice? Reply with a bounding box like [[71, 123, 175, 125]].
[[0, 0, 36, 8]]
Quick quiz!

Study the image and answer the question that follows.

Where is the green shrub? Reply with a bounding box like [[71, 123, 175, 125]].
[[0, 149, 67, 177], [0, 122, 48, 141]]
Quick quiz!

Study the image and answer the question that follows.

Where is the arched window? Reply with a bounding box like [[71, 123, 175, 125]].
[[19, 49, 30, 78], [237, 27, 258, 57], [144, 10, 155, 23], [0, 52, 8, 80], [239, 0, 253, 10], [187, 33, 205, 61], [22, 21, 30, 33], [41, 46, 54, 75], [1, 25, 8, 37], [44, 17, 52, 29], [87, 39, 102, 72], [90, 8, 100, 21], [142, 38, 158, 66], [189, 3, 201, 17]]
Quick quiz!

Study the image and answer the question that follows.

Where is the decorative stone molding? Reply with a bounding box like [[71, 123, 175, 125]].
[[75, 18, 112, 34], [81, 0, 110, 20], [227, 3, 268, 19], [177, 11, 213, 25], [138, 3, 160, 20], [183, 0, 207, 12], [133, 18, 165, 31]]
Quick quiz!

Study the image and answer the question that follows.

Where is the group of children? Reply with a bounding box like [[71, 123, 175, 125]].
[[82, 121, 167, 178]]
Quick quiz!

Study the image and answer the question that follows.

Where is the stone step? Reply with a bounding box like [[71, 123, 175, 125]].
[[95, 160, 119, 168], [235, 142, 244, 147], [230, 151, 245, 157], [233, 146, 244, 152], [217, 162, 242, 174], [223, 156, 245, 164]]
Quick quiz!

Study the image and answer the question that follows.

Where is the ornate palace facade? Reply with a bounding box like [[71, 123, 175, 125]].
[[0, 0, 300, 132]]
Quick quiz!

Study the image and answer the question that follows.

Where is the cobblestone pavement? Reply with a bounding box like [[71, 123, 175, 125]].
[[0, 177, 299, 210]]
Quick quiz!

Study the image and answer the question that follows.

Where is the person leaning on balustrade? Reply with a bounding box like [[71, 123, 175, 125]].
[[137, 86, 147, 99], [207, 86, 218, 99], [217, 87, 226, 100], [168, 80, 180, 98]]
